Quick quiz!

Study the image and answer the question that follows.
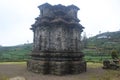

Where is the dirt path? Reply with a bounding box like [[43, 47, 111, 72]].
[[0, 63, 107, 80]]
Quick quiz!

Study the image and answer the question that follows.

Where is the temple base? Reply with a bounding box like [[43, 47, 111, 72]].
[[27, 59, 86, 75]]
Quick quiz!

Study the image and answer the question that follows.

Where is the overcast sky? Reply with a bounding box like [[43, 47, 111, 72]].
[[0, 0, 120, 46]]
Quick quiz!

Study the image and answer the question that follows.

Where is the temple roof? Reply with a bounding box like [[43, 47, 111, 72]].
[[38, 3, 79, 10]]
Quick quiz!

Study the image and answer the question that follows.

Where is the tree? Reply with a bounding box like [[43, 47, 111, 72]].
[[82, 32, 88, 48]]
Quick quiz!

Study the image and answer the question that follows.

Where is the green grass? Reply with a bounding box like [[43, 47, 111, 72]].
[[87, 62, 102, 68], [87, 62, 120, 80], [0, 62, 26, 64], [85, 56, 112, 62], [0, 75, 9, 80], [90, 70, 120, 80], [0, 62, 120, 80]]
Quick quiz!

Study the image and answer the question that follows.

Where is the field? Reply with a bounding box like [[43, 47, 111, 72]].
[[0, 62, 120, 80]]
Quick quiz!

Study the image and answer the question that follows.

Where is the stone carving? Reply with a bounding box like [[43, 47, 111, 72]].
[[27, 3, 86, 75]]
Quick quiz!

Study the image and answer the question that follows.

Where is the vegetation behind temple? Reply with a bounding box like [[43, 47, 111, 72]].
[[82, 31, 120, 62], [0, 31, 120, 62], [0, 44, 32, 62]]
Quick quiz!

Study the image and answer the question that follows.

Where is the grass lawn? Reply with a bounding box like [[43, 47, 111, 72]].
[[87, 62, 120, 80], [0, 62, 26, 64], [0, 62, 120, 80]]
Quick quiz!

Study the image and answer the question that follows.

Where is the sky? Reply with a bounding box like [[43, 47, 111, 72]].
[[0, 0, 120, 46]]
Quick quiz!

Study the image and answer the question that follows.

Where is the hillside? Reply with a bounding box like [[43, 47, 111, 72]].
[[87, 31, 120, 51], [82, 31, 120, 62], [0, 44, 32, 61], [95, 31, 120, 42]]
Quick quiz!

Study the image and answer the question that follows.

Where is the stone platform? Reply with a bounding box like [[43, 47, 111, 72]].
[[27, 60, 86, 75]]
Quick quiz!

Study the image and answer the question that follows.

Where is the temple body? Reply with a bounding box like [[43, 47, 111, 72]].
[[27, 3, 86, 75]]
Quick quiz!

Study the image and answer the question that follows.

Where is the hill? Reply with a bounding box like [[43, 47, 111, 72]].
[[82, 31, 120, 62], [0, 44, 32, 61], [87, 31, 120, 51]]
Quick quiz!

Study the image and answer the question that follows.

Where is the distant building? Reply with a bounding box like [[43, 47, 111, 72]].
[[97, 35, 111, 39]]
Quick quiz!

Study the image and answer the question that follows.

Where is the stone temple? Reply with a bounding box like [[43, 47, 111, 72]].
[[27, 3, 86, 75]]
